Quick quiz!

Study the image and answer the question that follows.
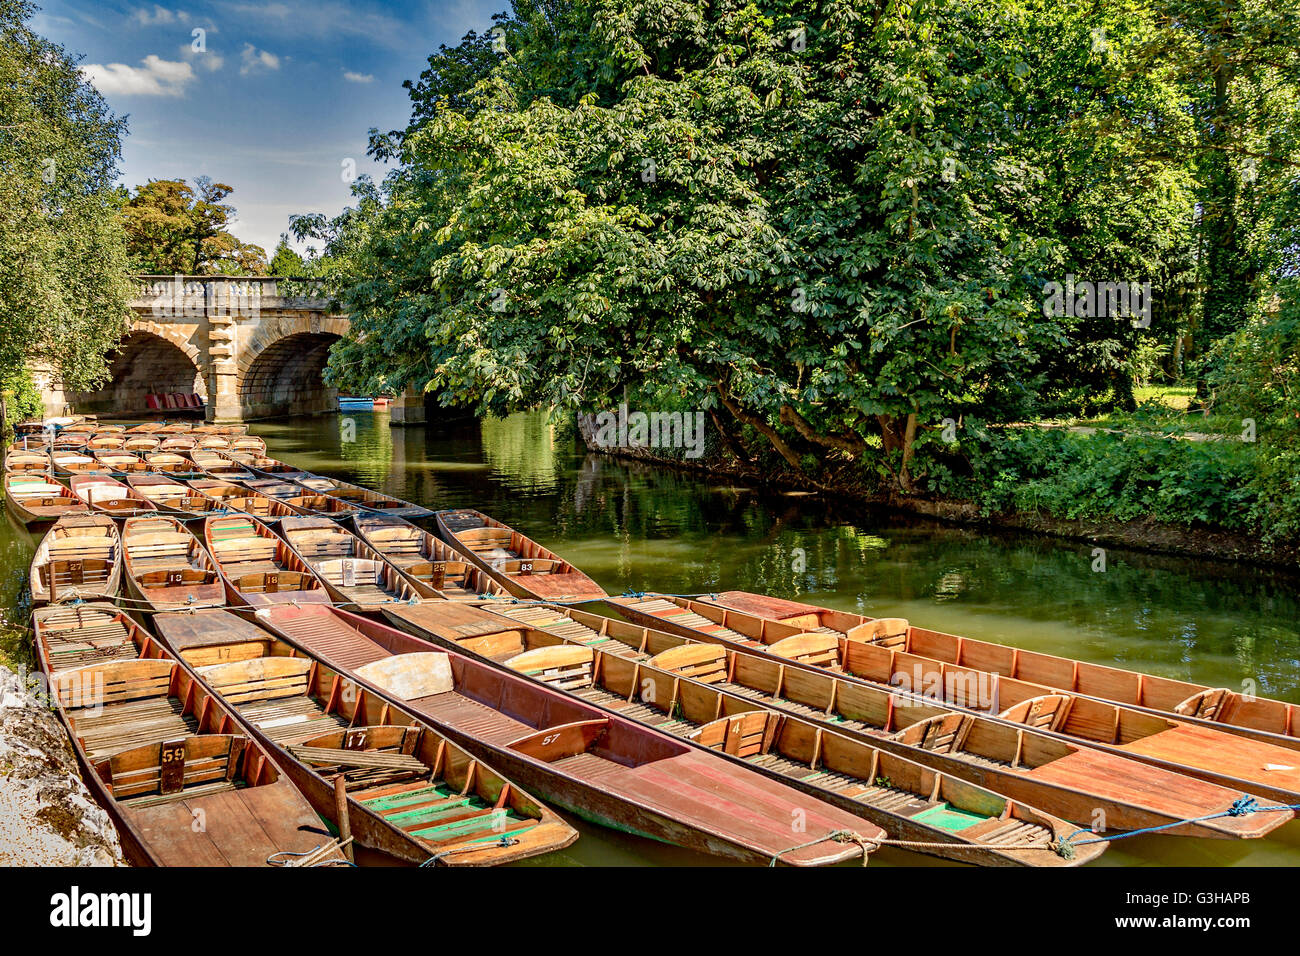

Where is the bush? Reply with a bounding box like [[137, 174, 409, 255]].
[[953, 425, 1259, 529], [1, 367, 43, 439]]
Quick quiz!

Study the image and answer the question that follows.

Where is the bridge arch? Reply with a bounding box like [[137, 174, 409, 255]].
[[235, 314, 349, 420], [65, 328, 208, 416]]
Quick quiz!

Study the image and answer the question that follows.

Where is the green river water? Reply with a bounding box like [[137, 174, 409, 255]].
[[4, 410, 1299, 867]]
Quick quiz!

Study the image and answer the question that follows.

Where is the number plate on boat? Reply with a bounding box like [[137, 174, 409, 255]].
[[159, 740, 186, 793]]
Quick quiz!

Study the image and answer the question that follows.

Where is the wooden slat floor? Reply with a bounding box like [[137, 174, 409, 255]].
[[625, 598, 765, 648], [42, 618, 136, 674], [493, 607, 645, 659], [72, 697, 198, 761], [238, 695, 350, 745], [411, 691, 530, 747], [270, 617, 389, 671]]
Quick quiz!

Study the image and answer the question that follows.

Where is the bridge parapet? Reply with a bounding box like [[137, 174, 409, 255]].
[[131, 274, 331, 315]]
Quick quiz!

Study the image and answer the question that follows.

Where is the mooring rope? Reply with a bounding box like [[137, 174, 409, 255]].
[[768, 829, 876, 866], [267, 837, 355, 867], [419, 835, 521, 866], [1064, 795, 1300, 847]]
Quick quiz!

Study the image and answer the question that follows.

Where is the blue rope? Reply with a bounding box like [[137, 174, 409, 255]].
[[620, 589, 715, 600], [1064, 795, 1300, 847]]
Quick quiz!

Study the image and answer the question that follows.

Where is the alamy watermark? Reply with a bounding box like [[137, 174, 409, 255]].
[[589, 403, 706, 458], [1043, 274, 1151, 328]]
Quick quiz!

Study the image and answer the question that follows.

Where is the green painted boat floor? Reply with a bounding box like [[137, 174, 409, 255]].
[[910, 804, 988, 832], [410, 808, 511, 840], [358, 782, 457, 812]]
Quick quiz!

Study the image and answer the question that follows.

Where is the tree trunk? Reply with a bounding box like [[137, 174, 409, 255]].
[[877, 412, 918, 492], [716, 383, 803, 470]]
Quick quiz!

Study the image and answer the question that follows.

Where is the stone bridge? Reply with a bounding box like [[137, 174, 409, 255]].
[[36, 276, 345, 422], [36, 275, 430, 423]]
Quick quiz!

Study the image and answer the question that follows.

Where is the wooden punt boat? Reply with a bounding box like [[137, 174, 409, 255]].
[[122, 515, 224, 612], [472, 602, 1291, 839], [186, 479, 298, 522], [434, 509, 606, 601], [295, 475, 433, 519], [250, 603, 882, 865], [52, 450, 107, 476], [195, 423, 248, 436], [50, 433, 88, 452], [92, 449, 151, 475], [191, 450, 255, 482], [239, 479, 362, 519], [622, 595, 1300, 802], [279, 516, 429, 611], [381, 603, 1101, 866], [153, 422, 194, 433], [145, 452, 203, 476], [707, 590, 1300, 755], [150, 609, 579, 865], [123, 435, 161, 454], [228, 435, 267, 455], [31, 602, 345, 867], [4, 448, 50, 472], [29, 515, 121, 603], [240, 477, 308, 499], [68, 474, 157, 518], [237, 454, 314, 480], [74, 422, 119, 434], [204, 513, 331, 607], [353, 515, 508, 601], [3, 474, 88, 525], [159, 435, 197, 452], [125, 474, 229, 520], [85, 435, 126, 451], [13, 418, 51, 438], [280, 491, 364, 519], [197, 435, 231, 450]]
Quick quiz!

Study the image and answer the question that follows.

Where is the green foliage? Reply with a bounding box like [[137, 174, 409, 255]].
[[122, 177, 267, 275], [269, 234, 307, 276], [0, 0, 133, 393], [304, 0, 1085, 490], [1, 365, 43, 422], [1200, 282, 1300, 542], [966, 427, 1257, 529]]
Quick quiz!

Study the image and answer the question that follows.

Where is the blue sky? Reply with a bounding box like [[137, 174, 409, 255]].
[[34, 0, 507, 255]]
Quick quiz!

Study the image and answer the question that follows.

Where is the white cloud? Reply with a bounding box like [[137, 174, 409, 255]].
[[239, 44, 280, 75], [132, 5, 190, 26], [342, 70, 374, 84], [81, 55, 195, 97]]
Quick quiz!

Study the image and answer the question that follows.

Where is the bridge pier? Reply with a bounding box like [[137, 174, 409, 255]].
[[389, 386, 428, 426], [205, 366, 243, 423]]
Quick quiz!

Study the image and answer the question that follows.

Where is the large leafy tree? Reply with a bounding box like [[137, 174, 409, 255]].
[[0, 0, 133, 408], [303, 0, 1298, 491], [122, 177, 268, 275], [305, 0, 1071, 490]]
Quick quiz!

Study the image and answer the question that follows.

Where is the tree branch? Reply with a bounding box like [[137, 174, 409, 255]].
[[778, 404, 865, 457], [716, 382, 802, 469]]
